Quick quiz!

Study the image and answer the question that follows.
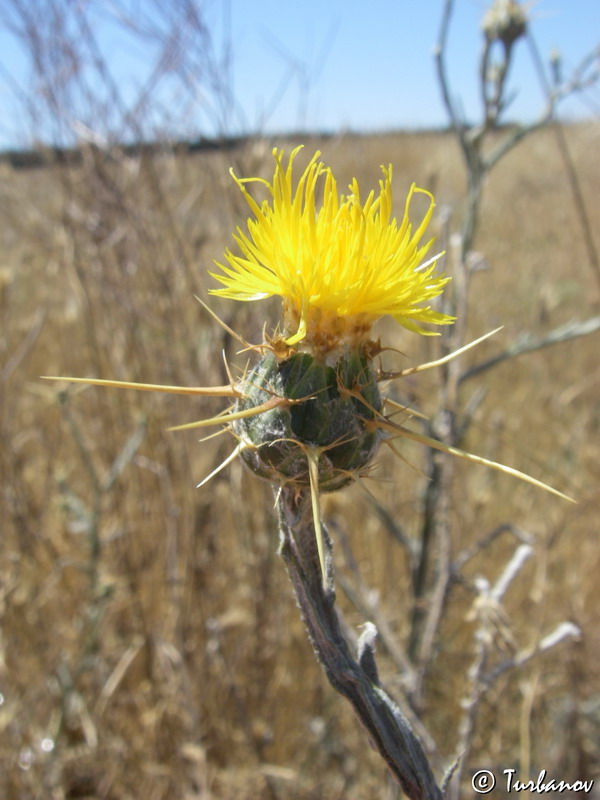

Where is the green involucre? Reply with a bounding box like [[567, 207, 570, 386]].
[[234, 350, 382, 491]]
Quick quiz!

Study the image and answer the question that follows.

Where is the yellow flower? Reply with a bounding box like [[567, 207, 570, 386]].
[[210, 147, 454, 354]]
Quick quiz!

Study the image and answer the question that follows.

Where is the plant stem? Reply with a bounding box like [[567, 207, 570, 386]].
[[276, 486, 442, 800]]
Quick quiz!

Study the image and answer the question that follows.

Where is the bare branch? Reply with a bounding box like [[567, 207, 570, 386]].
[[433, 0, 471, 170], [459, 316, 600, 384], [453, 523, 532, 574], [0, 307, 46, 382], [483, 621, 581, 687]]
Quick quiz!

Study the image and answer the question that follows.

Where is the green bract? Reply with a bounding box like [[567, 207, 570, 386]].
[[234, 350, 382, 491]]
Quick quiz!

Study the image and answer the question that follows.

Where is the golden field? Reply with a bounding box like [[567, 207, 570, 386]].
[[1, 125, 599, 799]]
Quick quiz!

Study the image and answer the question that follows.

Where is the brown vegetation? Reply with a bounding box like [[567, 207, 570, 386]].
[[1, 124, 599, 798]]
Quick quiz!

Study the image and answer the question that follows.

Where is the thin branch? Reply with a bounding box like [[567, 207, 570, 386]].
[[453, 523, 532, 574], [526, 32, 600, 297], [433, 0, 468, 163], [482, 621, 581, 687], [333, 522, 419, 692], [483, 42, 600, 173], [448, 542, 533, 799], [459, 316, 600, 384], [1, 307, 46, 381]]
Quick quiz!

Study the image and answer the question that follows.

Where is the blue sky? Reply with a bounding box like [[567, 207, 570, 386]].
[[226, 0, 599, 132], [0, 0, 598, 148]]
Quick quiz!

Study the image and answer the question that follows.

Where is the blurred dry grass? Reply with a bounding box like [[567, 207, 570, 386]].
[[1, 125, 600, 799]]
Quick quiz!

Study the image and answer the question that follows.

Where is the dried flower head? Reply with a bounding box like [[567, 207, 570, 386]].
[[482, 0, 528, 45]]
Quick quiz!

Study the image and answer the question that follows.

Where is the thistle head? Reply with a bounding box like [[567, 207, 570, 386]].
[[209, 147, 454, 493], [45, 147, 571, 587]]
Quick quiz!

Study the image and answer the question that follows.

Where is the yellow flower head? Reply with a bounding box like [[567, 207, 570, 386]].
[[45, 146, 571, 538], [210, 147, 454, 355]]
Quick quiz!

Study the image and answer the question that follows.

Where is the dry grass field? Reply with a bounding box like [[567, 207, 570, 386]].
[[1, 124, 599, 799]]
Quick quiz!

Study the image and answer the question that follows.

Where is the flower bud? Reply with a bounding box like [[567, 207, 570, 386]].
[[482, 0, 527, 45]]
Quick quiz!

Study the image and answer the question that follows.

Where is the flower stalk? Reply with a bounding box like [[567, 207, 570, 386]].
[[277, 486, 443, 800]]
